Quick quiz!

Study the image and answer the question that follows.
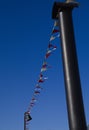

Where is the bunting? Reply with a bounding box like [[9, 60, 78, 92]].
[[25, 20, 60, 127]]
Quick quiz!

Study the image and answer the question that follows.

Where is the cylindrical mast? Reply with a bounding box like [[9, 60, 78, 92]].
[[52, 1, 87, 130], [24, 112, 26, 130]]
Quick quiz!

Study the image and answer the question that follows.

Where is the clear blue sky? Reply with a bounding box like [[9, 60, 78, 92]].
[[0, 0, 89, 130]]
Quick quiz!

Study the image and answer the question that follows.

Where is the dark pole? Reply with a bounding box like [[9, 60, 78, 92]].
[[52, 1, 87, 130], [24, 112, 26, 130]]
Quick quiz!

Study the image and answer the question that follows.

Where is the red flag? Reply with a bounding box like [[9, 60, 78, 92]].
[[52, 29, 59, 33], [41, 62, 48, 72], [34, 90, 40, 94], [45, 53, 51, 58], [45, 50, 52, 58], [38, 79, 44, 83], [42, 62, 47, 68], [48, 43, 57, 50], [38, 73, 44, 83]]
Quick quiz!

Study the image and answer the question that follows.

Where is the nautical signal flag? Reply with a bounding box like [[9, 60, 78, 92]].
[[32, 97, 36, 101], [38, 75, 44, 83], [25, 112, 32, 122], [54, 20, 59, 27], [36, 84, 42, 89], [50, 34, 60, 41], [41, 62, 47, 72], [48, 43, 57, 50], [52, 29, 59, 33], [34, 90, 40, 94], [45, 50, 52, 58]]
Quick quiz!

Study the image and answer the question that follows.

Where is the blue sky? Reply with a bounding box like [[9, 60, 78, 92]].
[[0, 0, 89, 130]]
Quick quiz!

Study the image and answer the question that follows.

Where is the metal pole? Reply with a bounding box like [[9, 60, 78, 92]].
[[52, 1, 87, 130], [24, 112, 26, 130]]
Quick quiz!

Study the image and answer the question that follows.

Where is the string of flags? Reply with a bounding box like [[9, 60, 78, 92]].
[[25, 20, 60, 127]]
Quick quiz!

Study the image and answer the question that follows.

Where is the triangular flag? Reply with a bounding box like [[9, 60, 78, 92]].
[[41, 62, 47, 72], [52, 46, 57, 51], [39, 73, 43, 78], [25, 112, 32, 122], [34, 90, 40, 94], [50, 36, 56, 41], [38, 79, 44, 83], [52, 29, 59, 33], [30, 104, 34, 107], [30, 102, 35, 105], [42, 62, 47, 68], [36, 84, 42, 89], [45, 50, 52, 58], [41, 67, 47, 72], [57, 34, 60, 38], [54, 20, 59, 27], [38, 73, 44, 83], [48, 43, 53, 48], [48, 43, 57, 50], [50, 34, 60, 41], [32, 97, 36, 101]]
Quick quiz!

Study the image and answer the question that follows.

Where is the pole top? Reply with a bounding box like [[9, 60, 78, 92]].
[[66, 0, 78, 3], [52, 1, 79, 19]]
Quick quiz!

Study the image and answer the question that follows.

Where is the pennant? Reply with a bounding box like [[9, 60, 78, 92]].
[[57, 34, 60, 37], [39, 73, 43, 79], [52, 29, 59, 33], [35, 87, 41, 91], [52, 46, 57, 51], [45, 46, 57, 58], [48, 43, 53, 48], [36, 84, 42, 89], [30, 102, 35, 106], [38, 73, 44, 83], [27, 115, 32, 121], [38, 79, 44, 83], [39, 77, 48, 82], [39, 73, 43, 78], [30, 104, 34, 107], [45, 50, 52, 58], [30, 101, 35, 107], [41, 62, 47, 72], [41, 67, 47, 72], [32, 97, 36, 101], [38, 73, 48, 83], [48, 44, 57, 52], [50, 34, 60, 42], [35, 86, 42, 91], [42, 62, 47, 68], [32, 97, 35, 101], [54, 20, 59, 27], [25, 112, 32, 122], [34, 90, 40, 94], [50, 36, 56, 41]]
